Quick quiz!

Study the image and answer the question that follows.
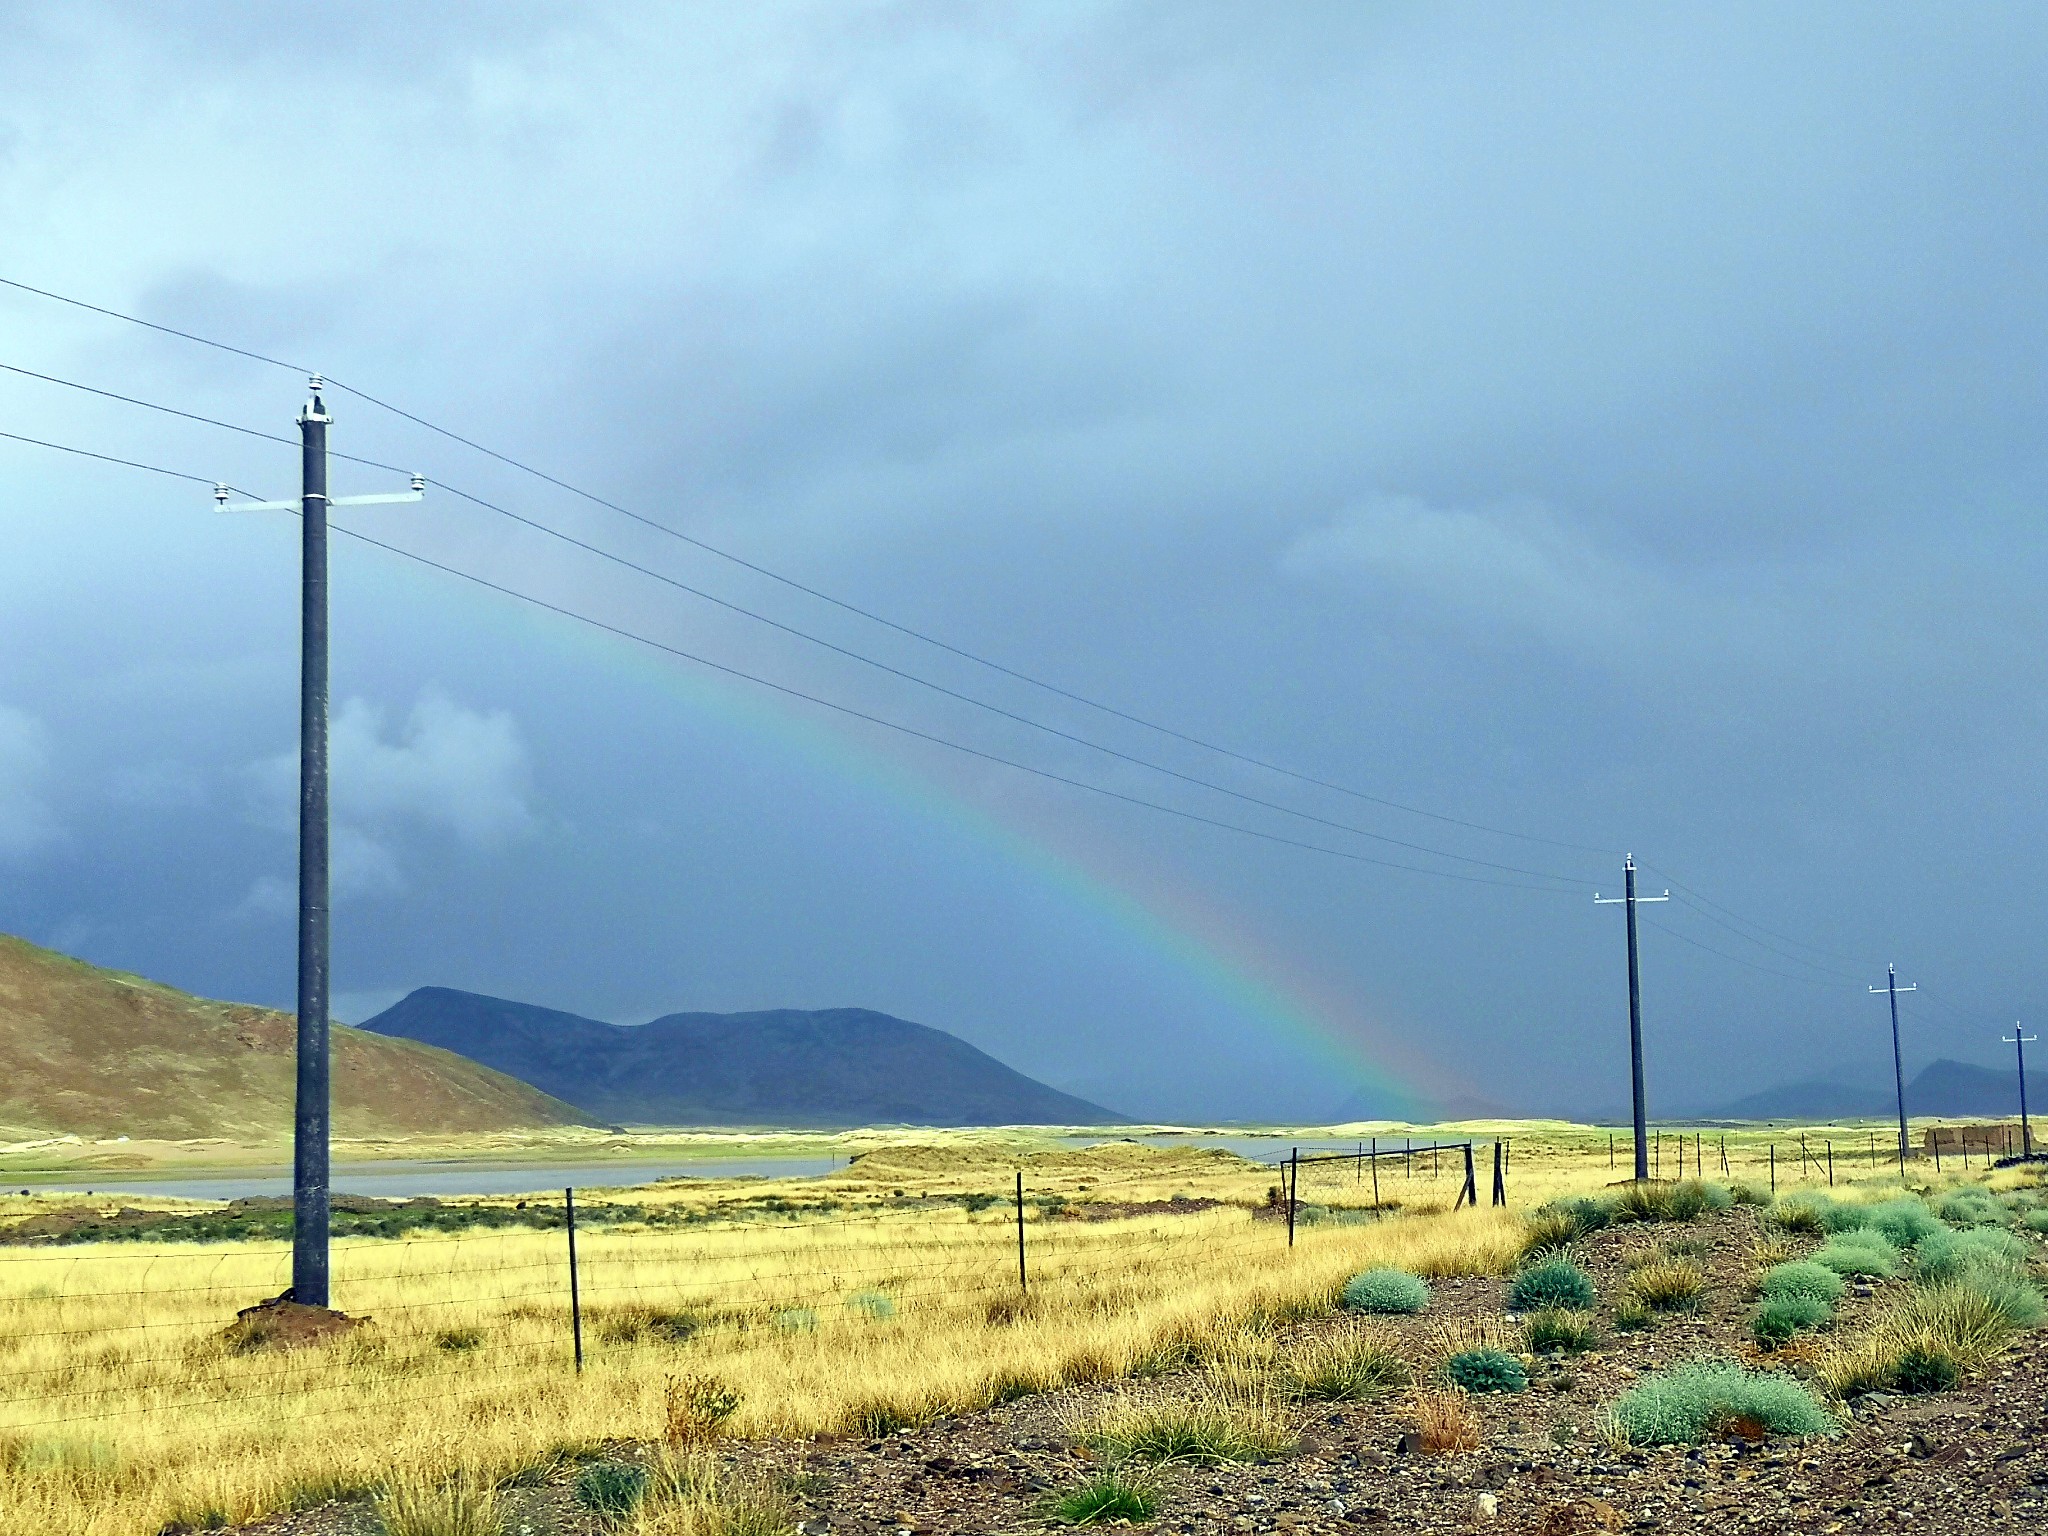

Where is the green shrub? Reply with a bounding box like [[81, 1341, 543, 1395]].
[[1751, 1294, 1831, 1349], [1615, 1181, 1708, 1223], [1342, 1268, 1430, 1315], [2021, 1208, 2048, 1234], [1046, 1470, 1158, 1526], [1608, 1360, 1838, 1445], [1524, 1308, 1599, 1354], [1937, 1190, 2007, 1228], [847, 1291, 896, 1320], [1813, 1233, 1898, 1278], [1729, 1181, 1774, 1207], [1700, 1182, 1736, 1212], [1913, 1227, 2029, 1283], [1964, 1270, 2046, 1328], [1859, 1198, 1944, 1249], [574, 1463, 647, 1523], [1892, 1342, 1960, 1394], [1443, 1348, 1526, 1394], [1509, 1258, 1597, 1312], [773, 1308, 817, 1333], [1761, 1261, 1845, 1305]]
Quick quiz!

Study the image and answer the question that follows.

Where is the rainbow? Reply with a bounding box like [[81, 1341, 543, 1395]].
[[364, 547, 1473, 1119]]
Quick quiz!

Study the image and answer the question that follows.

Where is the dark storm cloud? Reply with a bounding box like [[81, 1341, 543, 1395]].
[[2, 3, 2046, 1119]]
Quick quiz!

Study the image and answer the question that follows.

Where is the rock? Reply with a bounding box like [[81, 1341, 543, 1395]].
[[1395, 1432, 1424, 1455], [1476, 1491, 1500, 1517], [1907, 1433, 1938, 1459]]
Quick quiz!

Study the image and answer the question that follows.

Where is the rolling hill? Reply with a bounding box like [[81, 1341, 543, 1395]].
[[361, 987, 1123, 1127], [0, 934, 588, 1140], [1708, 1059, 2043, 1121]]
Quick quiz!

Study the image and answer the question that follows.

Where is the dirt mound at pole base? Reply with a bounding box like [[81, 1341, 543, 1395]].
[[224, 1296, 368, 1352]]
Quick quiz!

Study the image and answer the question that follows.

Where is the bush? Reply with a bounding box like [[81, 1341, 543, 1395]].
[[574, 1463, 647, 1524], [1913, 1227, 2030, 1284], [1814, 1233, 1898, 1278], [1518, 1210, 1585, 1259], [1966, 1270, 2046, 1328], [1767, 1198, 1827, 1235], [1608, 1361, 1838, 1445], [1046, 1470, 1158, 1526], [375, 1471, 502, 1536], [1611, 1294, 1654, 1332], [1729, 1182, 1774, 1207], [1892, 1342, 1961, 1394], [1509, 1258, 1597, 1312], [1761, 1261, 1845, 1305], [846, 1291, 896, 1321], [1342, 1268, 1430, 1315], [1859, 1198, 1944, 1249], [1443, 1349, 1526, 1394], [1751, 1294, 1831, 1349], [1937, 1190, 2007, 1228], [1525, 1308, 1599, 1354], [1700, 1182, 1736, 1212], [1626, 1258, 1706, 1312], [2021, 1208, 2048, 1234], [1410, 1388, 1481, 1452], [1280, 1326, 1409, 1401]]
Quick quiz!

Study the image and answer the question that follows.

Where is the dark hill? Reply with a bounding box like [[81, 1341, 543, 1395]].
[[359, 987, 1123, 1127], [1707, 1058, 2043, 1121]]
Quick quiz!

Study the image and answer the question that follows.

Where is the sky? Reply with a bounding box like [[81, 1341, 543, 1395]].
[[2, 3, 2046, 1122]]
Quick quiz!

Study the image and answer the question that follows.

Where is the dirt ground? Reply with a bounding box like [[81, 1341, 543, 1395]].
[[239, 1206, 2048, 1536]]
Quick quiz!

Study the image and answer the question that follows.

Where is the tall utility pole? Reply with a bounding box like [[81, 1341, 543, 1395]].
[[2004, 1027, 2037, 1157], [1869, 966, 1917, 1168], [1595, 855, 1667, 1181], [217, 378, 422, 1308]]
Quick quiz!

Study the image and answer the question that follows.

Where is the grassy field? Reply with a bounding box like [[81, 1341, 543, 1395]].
[[0, 1122, 2012, 1536]]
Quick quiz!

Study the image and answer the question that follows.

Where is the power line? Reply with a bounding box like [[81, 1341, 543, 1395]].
[[0, 354, 1594, 887], [0, 424, 1578, 894], [0, 272, 1621, 859]]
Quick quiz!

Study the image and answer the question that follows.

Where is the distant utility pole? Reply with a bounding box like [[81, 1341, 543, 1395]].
[[1869, 966, 1916, 1168], [217, 379, 422, 1308], [2003, 1026, 2037, 1157], [1595, 855, 1667, 1181]]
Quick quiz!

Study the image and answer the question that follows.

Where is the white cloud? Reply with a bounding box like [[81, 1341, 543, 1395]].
[[330, 691, 536, 848], [243, 690, 535, 905], [0, 705, 58, 858], [1279, 494, 1652, 645]]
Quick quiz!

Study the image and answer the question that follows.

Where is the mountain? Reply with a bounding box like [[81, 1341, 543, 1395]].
[[360, 987, 1124, 1127], [0, 934, 588, 1141], [1706, 1058, 2043, 1121]]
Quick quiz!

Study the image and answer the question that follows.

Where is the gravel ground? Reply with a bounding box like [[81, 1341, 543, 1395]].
[[240, 1207, 2048, 1536]]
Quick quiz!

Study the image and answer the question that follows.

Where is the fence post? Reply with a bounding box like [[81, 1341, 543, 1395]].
[[1769, 1143, 1776, 1192], [1694, 1132, 1702, 1178], [1719, 1134, 1728, 1174], [1015, 1170, 1027, 1293], [1458, 1142, 1478, 1208], [1826, 1141, 1835, 1187], [1609, 1133, 1615, 1169], [1286, 1148, 1298, 1248], [1370, 1138, 1380, 1209], [565, 1186, 583, 1375], [1934, 1134, 1942, 1173], [1491, 1141, 1505, 1206]]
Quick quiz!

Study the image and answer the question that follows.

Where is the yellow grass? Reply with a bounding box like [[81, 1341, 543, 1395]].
[[0, 1150, 1528, 1536], [0, 1119, 1959, 1535]]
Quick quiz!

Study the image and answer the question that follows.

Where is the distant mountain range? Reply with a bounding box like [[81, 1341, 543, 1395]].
[[1709, 1058, 2043, 1121], [0, 935, 584, 1141], [361, 987, 1123, 1128]]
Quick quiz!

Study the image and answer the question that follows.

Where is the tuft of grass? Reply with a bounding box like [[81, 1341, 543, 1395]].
[[1610, 1293, 1654, 1332], [1891, 1341, 1961, 1394], [1509, 1257, 1596, 1312], [1442, 1348, 1526, 1394], [432, 1327, 483, 1353], [839, 1392, 942, 1438], [1766, 1198, 1827, 1235], [1813, 1232, 1899, 1279], [1913, 1227, 2030, 1285], [1341, 1267, 1430, 1314], [374, 1470, 503, 1536], [1937, 1189, 2008, 1228], [1760, 1261, 1845, 1305], [1813, 1271, 2042, 1397], [1408, 1388, 1481, 1452], [632, 1459, 795, 1536], [1517, 1209, 1585, 1260], [1524, 1308, 1599, 1354], [1751, 1294, 1831, 1350], [1087, 1388, 1295, 1465], [575, 1462, 648, 1525], [1699, 1183, 1736, 1212], [1613, 1181, 1708, 1224], [1044, 1469, 1158, 1526], [1607, 1360, 1838, 1445], [1279, 1324, 1410, 1401], [1729, 1181, 1773, 1207], [1625, 1258, 1706, 1313]]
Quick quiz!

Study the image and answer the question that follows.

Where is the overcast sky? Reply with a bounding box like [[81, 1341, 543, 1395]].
[[3, 3, 2045, 1122]]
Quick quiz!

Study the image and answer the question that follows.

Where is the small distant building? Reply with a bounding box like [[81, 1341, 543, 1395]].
[[1922, 1122, 2026, 1157]]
